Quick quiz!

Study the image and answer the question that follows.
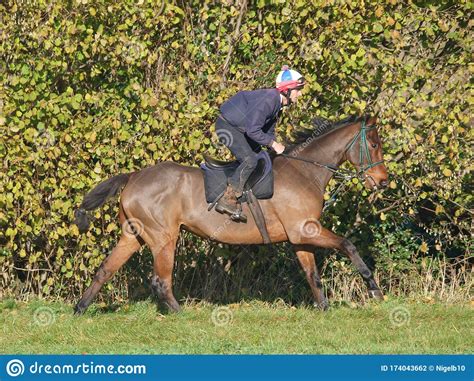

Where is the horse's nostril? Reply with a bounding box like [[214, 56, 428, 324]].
[[380, 179, 388, 188]]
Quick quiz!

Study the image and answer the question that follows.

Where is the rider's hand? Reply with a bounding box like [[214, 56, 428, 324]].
[[271, 141, 286, 154]]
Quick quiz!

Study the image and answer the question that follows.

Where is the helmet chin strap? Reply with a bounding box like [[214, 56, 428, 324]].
[[284, 89, 292, 106]]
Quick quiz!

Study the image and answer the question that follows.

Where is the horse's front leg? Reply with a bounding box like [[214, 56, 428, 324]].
[[291, 223, 384, 301]]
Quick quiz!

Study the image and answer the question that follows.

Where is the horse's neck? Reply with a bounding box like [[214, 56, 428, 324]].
[[308, 123, 357, 164], [280, 123, 358, 190]]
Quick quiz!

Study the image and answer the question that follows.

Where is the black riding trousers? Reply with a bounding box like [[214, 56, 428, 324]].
[[215, 116, 262, 195]]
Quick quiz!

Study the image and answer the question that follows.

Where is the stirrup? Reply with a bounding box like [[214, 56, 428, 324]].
[[215, 200, 247, 222], [230, 209, 247, 223], [229, 202, 246, 222]]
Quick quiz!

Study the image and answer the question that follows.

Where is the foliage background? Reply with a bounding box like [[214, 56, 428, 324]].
[[1, 0, 472, 303]]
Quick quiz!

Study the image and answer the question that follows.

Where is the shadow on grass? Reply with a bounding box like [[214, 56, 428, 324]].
[[83, 303, 123, 316]]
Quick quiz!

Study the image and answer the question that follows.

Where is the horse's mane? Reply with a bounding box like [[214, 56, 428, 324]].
[[285, 115, 364, 153]]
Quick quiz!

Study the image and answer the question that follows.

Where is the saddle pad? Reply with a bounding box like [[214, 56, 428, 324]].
[[200, 150, 274, 203]]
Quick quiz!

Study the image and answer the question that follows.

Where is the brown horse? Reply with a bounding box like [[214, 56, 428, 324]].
[[73, 115, 388, 314]]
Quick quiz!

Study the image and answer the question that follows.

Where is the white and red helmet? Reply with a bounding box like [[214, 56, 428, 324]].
[[275, 65, 306, 93]]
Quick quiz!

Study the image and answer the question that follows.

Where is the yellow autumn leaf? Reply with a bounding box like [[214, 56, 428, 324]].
[[443, 168, 452, 177], [420, 242, 428, 253], [69, 225, 79, 236], [106, 223, 117, 233], [149, 96, 158, 107]]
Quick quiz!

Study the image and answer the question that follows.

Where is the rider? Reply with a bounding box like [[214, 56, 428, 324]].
[[214, 65, 306, 220]]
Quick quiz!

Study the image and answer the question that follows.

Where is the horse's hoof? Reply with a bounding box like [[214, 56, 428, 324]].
[[166, 301, 181, 313], [73, 303, 86, 315], [313, 301, 329, 311], [368, 289, 384, 301]]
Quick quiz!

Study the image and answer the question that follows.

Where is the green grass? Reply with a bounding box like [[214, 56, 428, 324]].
[[0, 298, 472, 354]]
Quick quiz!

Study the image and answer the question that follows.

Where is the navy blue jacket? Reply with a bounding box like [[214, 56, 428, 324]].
[[219, 88, 282, 146]]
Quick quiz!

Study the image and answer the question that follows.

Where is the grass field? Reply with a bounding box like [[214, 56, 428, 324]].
[[1, 298, 472, 354]]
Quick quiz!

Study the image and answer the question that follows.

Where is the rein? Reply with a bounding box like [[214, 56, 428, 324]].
[[281, 120, 384, 210]]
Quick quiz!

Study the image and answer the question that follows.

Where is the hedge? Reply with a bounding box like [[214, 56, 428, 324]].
[[1, 0, 471, 301]]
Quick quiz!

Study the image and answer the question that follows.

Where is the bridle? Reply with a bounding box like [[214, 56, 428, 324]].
[[281, 119, 385, 210], [345, 119, 384, 174]]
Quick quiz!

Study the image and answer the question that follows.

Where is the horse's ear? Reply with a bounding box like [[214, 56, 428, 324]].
[[367, 115, 378, 126]]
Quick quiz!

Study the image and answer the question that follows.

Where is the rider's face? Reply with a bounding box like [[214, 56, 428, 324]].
[[290, 89, 302, 103]]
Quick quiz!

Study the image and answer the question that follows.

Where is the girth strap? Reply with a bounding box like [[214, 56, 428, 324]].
[[245, 189, 271, 244]]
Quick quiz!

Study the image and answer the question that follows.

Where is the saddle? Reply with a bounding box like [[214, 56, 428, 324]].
[[200, 150, 274, 243]]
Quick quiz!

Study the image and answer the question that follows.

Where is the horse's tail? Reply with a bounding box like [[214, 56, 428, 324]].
[[74, 173, 131, 233]]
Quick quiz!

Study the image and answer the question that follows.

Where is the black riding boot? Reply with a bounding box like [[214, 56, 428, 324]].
[[215, 185, 247, 222]]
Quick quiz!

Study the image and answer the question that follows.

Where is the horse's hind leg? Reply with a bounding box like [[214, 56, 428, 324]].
[[74, 234, 141, 315], [150, 236, 180, 313], [294, 245, 328, 310]]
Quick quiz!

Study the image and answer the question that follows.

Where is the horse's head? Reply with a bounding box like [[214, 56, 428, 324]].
[[345, 116, 389, 190]]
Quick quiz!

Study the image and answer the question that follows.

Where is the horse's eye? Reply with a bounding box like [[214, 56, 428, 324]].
[[371, 143, 378, 148]]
